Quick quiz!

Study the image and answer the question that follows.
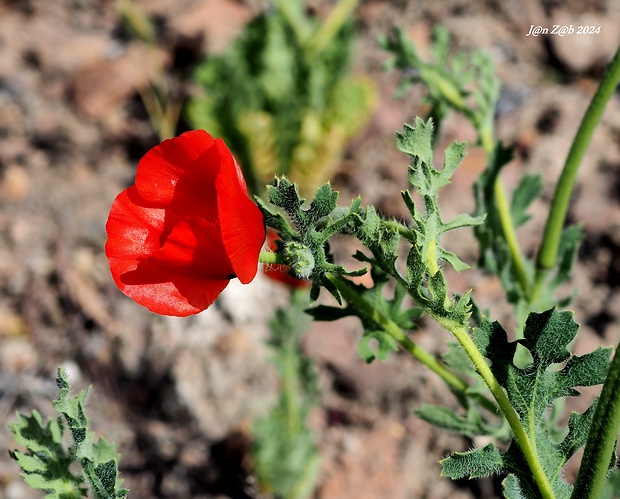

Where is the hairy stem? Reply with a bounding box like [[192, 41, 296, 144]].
[[572, 342, 620, 499], [534, 46, 620, 295], [282, 335, 301, 437], [260, 250, 288, 265]]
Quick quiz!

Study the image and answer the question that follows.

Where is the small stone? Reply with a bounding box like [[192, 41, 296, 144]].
[[0, 338, 38, 374], [168, 0, 252, 54], [0, 165, 31, 201]]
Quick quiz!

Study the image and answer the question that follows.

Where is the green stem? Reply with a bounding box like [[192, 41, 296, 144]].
[[260, 250, 288, 265], [325, 273, 497, 414], [282, 336, 301, 437], [535, 46, 620, 290], [494, 177, 531, 297], [271, 0, 312, 43], [480, 126, 531, 298], [433, 316, 556, 499], [572, 342, 620, 499], [307, 0, 360, 56]]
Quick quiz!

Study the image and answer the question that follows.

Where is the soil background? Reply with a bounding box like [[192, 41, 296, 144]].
[[1, 0, 620, 498]]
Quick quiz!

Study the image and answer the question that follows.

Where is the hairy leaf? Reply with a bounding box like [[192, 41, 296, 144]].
[[441, 444, 504, 479], [10, 369, 128, 499], [442, 309, 612, 496]]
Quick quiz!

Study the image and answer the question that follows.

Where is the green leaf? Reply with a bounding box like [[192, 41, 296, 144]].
[[9, 372, 128, 499], [397, 118, 482, 312], [551, 224, 583, 289], [511, 174, 543, 227], [252, 291, 320, 499], [52, 368, 128, 499], [396, 117, 433, 172], [503, 474, 526, 499], [306, 182, 339, 223], [9, 410, 86, 497], [471, 309, 612, 496], [440, 443, 504, 479], [358, 331, 399, 363], [430, 25, 451, 65], [305, 304, 351, 322], [556, 404, 598, 460], [414, 404, 488, 437]]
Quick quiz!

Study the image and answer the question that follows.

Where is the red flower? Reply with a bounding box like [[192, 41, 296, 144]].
[[105, 130, 265, 316]]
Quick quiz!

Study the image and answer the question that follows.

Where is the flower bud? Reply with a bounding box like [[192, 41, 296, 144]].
[[284, 242, 315, 279]]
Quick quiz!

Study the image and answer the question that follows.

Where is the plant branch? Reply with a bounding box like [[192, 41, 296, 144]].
[[572, 342, 620, 499], [494, 177, 531, 296], [325, 273, 498, 414], [535, 46, 620, 289], [480, 127, 531, 299]]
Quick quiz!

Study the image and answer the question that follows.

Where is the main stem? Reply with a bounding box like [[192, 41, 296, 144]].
[[533, 46, 620, 300], [434, 316, 556, 499], [572, 342, 620, 499]]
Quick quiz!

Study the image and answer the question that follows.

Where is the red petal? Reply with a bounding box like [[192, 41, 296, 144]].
[[105, 185, 234, 316], [149, 217, 234, 280], [105, 187, 165, 262], [113, 266, 230, 316], [215, 139, 265, 284], [135, 130, 220, 220]]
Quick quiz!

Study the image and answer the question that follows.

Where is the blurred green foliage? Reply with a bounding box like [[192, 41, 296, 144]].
[[186, 0, 376, 196], [252, 291, 320, 499]]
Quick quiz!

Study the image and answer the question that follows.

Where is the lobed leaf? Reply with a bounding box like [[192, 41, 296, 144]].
[[440, 443, 504, 480], [414, 404, 492, 438], [358, 330, 399, 363], [511, 174, 543, 227]]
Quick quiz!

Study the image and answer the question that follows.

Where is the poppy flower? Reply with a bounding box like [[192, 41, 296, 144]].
[[105, 130, 266, 316]]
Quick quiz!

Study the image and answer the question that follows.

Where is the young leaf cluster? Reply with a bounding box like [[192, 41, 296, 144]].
[[257, 176, 367, 303], [441, 309, 611, 498], [9, 368, 128, 499], [186, 0, 375, 195]]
